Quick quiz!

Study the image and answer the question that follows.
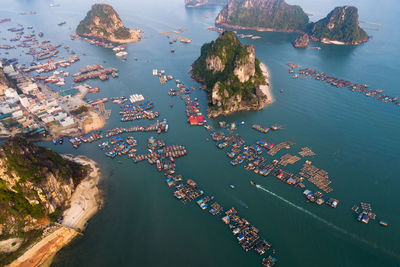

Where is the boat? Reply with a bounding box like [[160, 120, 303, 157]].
[[357, 211, 370, 224], [170, 49, 175, 53], [156, 160, 162, 172], [116, 51, 128, 57], [379, 220, 388, 227], [250, 181, 257, 186], [230, 185, 235, 189]]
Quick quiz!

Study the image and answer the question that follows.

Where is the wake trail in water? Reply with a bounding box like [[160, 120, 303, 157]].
[[256, 184, 400, 260]]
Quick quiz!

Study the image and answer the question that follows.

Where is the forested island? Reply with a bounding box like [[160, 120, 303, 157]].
[[191, 31, 272, 117]]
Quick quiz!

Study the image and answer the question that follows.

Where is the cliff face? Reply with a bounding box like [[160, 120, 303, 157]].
[[215, 0, 309, 32], [191, 31, 270, 117], [185, 0, 227, 8], [76, 3, 141, 44], [0, 137, 87, 264], [309, 6, 368, 45]]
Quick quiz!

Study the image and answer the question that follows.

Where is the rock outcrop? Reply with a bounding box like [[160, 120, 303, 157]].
[[292, 33, 310, 48], [185, 0, 227, 8], [76, 3, 141, 44], [309, 6, 368, 45], [0, 137, 88, 265], [191, 31, 270, 117], [215, 0, 309, 32]]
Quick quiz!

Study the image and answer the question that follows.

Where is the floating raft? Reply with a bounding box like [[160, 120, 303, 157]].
[[267, 141, 295, 156], [299, 147, 315, 157], [300, 162, 333, 193], [279, 153, 301, 166]]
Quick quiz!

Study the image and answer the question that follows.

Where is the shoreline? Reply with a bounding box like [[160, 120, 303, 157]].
[[215, 22, 305, 34], [259, 62, 274, 105], [78, 29, 142, 44], [7, 155, 102, 267]]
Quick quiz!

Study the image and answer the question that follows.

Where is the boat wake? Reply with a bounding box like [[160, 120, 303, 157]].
[[255, 184, 400, 261]]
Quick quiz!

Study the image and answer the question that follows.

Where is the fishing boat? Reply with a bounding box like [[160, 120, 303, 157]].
[[379, 220, 388, 227], [156, 160, 162, 172]]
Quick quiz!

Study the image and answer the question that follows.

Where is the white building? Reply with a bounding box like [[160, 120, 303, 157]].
[[3, 65, 14, 75], [60, 116, 74, 127], [5, 88, 19, 99], [54, 111, 67, 121], [12, 109, 23, 118], [19, 95, 30, 108]]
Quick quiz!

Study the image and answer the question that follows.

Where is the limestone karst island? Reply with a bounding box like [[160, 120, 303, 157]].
[[0, 0, 398, 266]]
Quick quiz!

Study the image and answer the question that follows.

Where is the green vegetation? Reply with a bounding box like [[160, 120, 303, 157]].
[[76, 3, 132, 40], [0, 137, 88, 220], [310, 6, 368, 44], [3, 138, 87, 184], [218, 0, 309, 32], [0, 229, 43, 265], [0, 137, 89, 265], [192, 31, 264, 104], [1, 118, 19, 130], [71, 105, 89, 115], [114, 27, 131, 39]]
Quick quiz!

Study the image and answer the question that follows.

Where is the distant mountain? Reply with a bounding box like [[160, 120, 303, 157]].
[[0, 137, 88, 264], [215, 0, 309, 32], [191, 31, 270, 117], [185, 0, 228, 8], [76, 3, 141, 44], [309, 6, 369, 45]]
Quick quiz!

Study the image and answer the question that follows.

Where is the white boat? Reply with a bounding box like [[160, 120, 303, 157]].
[[115, 51, 128, 57], [152, 69, 158, 76]]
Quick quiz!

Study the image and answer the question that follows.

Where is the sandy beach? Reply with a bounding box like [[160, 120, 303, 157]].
[[7, 156, 102, 267], [260, 62, 274, 104], [61, 155, 103, 231]]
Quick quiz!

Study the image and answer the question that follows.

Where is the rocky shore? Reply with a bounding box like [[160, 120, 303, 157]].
[[7, 155, 102, 267]]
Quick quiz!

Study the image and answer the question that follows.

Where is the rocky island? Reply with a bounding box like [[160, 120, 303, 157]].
[[215, 0, 309, 32], [185, 0, 227, 8], [215, 0, 369, 47], [308, 6, 369, 45], [0, 137, 102, 266], [76, 3, 141, 44], [191, 31, 271, 117]]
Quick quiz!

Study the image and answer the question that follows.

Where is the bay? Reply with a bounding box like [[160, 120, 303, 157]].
[[1, 0, 399, 266]]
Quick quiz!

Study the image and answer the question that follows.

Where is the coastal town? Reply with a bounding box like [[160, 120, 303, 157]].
[[0, 1, 396, 267]]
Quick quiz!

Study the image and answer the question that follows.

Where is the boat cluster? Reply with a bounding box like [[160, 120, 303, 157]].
[[289, 65, 400, 107], [203, 124, 340, 210], [119, 101, 159, 122], [73, 64, 118, 82]]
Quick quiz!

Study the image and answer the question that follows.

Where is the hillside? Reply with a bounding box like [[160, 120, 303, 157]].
[[309, 6, 368, 45], [76, 3, 141, 44], [215, 0, 309, 32], [0, 137, 88, 264], [191, 31, 271, 117]]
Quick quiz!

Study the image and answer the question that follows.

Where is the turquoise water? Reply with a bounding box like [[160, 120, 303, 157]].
[[1, 0, 400, 266]]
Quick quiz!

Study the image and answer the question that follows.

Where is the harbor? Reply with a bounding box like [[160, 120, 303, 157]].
[[1, 0, 399, 266]]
